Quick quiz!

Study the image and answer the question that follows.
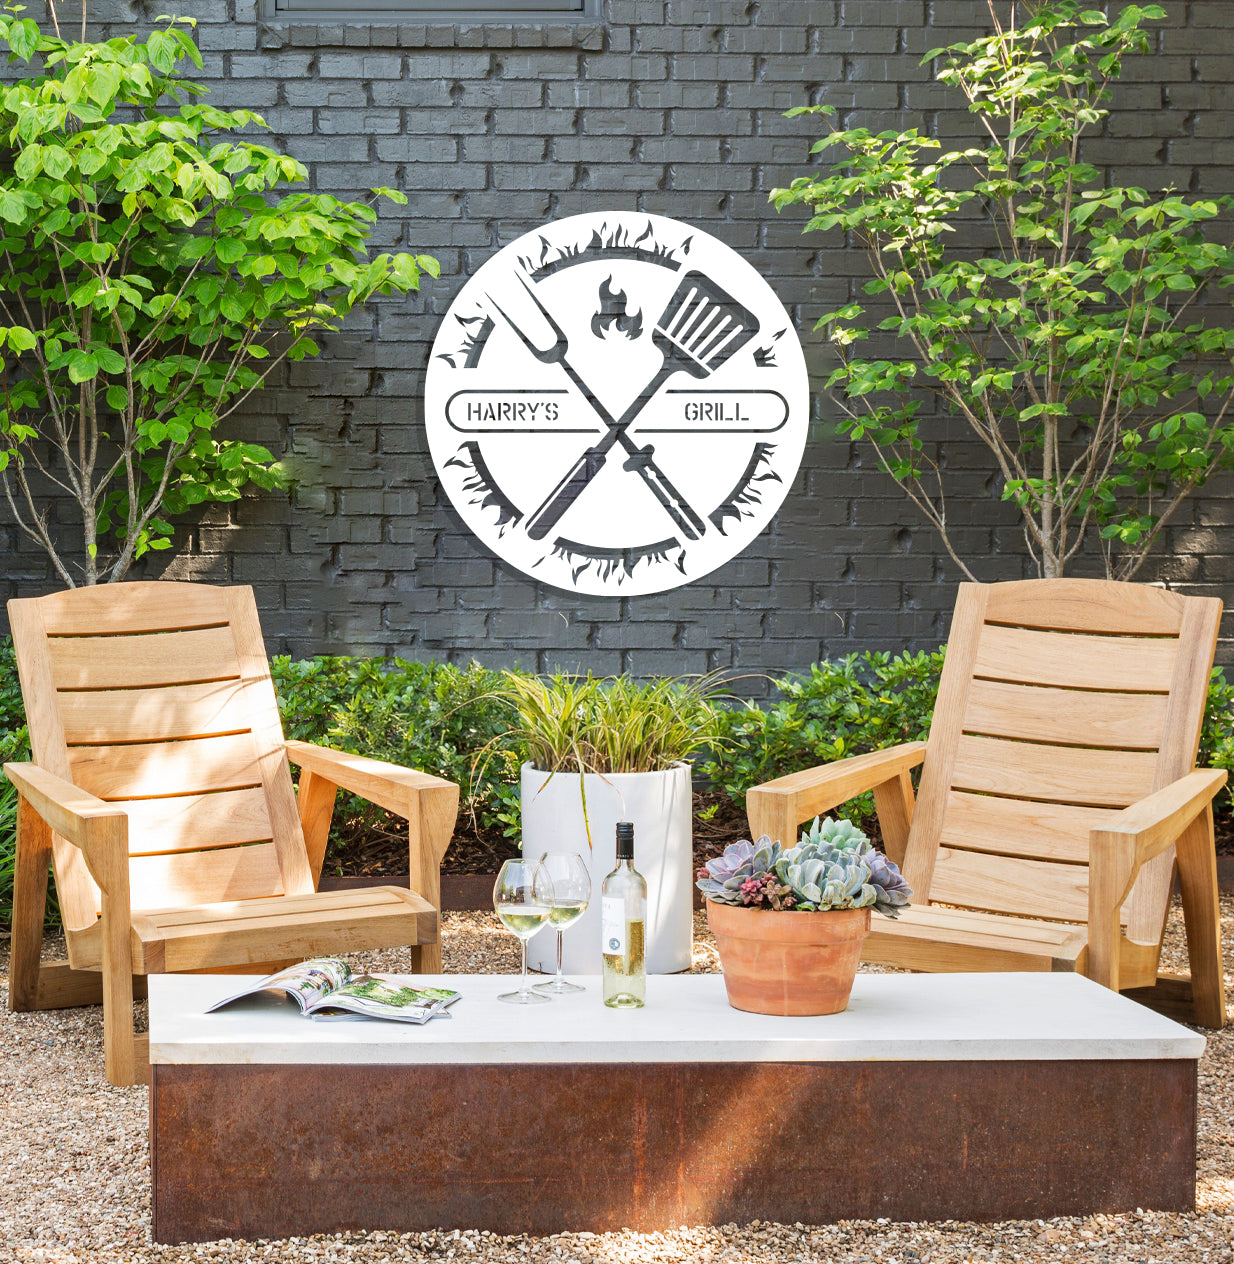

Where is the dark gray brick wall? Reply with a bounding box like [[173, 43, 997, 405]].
[[3, 0, 1234, 682]]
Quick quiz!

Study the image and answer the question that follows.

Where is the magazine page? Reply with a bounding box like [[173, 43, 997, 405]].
[[205, 957, 353, 1014], [305, 976, 461, 1024]]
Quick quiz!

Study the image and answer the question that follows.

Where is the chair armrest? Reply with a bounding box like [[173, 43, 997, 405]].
[[285, 740, 456, 824], [746, 741, 928, 851], [3, 761, 128, 855], [285, 738, 460, 890], [1091, 768, 1227, 874], [2, 761, 130, 898], [1086, 767, 1227, 991]]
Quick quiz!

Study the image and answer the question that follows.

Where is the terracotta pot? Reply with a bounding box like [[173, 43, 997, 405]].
[[706, 901, 871, 1016]]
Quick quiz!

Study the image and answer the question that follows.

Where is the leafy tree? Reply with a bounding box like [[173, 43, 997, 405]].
[[0, 8, 438, 584], [772, 1, 1234, 580]]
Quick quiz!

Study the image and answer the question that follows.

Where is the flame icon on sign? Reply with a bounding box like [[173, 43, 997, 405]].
[[591, 276, 643, 341]]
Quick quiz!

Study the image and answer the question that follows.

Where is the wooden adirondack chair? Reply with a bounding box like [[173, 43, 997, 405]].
[[3, 582, 460, 1086], [746, 578, 1228, 1028]]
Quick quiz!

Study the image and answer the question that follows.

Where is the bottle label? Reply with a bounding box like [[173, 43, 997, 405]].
[[602, 896, 626, 956]]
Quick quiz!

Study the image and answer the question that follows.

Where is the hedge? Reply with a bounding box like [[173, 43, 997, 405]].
[[2, 637, 1231, 930]]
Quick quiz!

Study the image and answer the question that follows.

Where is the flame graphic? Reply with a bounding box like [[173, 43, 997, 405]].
[[591, 277, 643, 341]]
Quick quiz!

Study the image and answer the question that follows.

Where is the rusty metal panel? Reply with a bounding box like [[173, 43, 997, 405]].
[[151, 1059, 1196, 1245]]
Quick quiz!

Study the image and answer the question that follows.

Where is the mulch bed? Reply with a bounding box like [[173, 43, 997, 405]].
[[325, 789, 1232, 880], [1217, 811, 1234, 856], [323, 790, 892, 880]]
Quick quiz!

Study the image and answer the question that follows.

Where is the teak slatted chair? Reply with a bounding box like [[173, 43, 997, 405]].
[[746, 578, 1228, 1028], [3, 582, 460, 1086]]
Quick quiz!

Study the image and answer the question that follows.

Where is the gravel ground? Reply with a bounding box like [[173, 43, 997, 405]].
[[0, 899, 1231, 1264]]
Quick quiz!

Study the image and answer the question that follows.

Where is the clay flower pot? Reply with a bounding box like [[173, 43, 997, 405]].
[[706, 901, 871, 1016]]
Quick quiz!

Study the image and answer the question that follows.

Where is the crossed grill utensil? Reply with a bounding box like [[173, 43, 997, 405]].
[[486, 270, 761, 542]]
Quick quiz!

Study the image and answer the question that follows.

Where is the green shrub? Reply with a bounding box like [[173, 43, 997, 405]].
[[700, 649, 944, 812], [1201, 667, 1234, 790], [704, 647, 1234, 822], [1, 635, 34, 930], [270, 655, 524, 846], [1, 635, 1232, 931]]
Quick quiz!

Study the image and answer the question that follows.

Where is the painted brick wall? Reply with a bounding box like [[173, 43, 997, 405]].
[[3, 0, 1234, 681]]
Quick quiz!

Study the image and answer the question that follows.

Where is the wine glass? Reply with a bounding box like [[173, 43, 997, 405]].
[[493, 858, 554, 1005], [532, 852, 591, 995]]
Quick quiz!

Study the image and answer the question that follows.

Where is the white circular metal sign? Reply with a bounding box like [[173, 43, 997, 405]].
[[425, 212, 809, 597]]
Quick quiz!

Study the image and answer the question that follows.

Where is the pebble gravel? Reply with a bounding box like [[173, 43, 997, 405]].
[[0, 898, 1230, 1263]]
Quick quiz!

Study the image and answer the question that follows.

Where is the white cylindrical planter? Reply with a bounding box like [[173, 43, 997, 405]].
[[521, 761, 693, 975]]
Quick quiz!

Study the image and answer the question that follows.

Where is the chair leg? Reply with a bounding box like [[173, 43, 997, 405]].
[[84, 812, 140, 1088], [99, 894, 139, 1087], [8, 794, 51, 1012], [1086, 831, 1131, 992], [1175, 805, 1227, 1030], [411, 784, 457, 976]]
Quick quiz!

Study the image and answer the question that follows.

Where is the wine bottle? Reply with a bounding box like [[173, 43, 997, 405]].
[[601, 821, 647, 1009]]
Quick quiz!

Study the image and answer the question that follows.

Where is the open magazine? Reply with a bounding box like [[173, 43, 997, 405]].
[[206, 957, 460, 1024]]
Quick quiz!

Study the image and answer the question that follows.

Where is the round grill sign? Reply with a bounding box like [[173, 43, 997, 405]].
[[425, 212, 809, 597]]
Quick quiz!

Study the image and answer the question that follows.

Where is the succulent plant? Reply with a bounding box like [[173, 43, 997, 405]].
[[775, 848, 878, 913], [695, 836, 783, 905], [779, 816, 913, 918], [695, 815, 912, 917], [799, 814, 869, 853], [862, 848, 913, 917], [738, 871, 797, 911]]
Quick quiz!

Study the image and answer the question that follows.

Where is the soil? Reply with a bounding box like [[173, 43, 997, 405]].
[[323, 789, 891, 880], [1217, 810, 1234, 856], [325, 789, 1230, 879]]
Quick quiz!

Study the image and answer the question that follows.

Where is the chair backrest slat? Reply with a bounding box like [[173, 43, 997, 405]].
[[941, 791, 1116, 865], [121, 787, 274, 856], [902, 579, 1221, 938], [8, 582, 315, 919], [929, 846, 1112, 925], [962, 679, 1168, 750], [972, 624, 1178, 692], [32, 580, 240, 636], [950, 734, 1160, 808], [46, 625, 240, 689], [127, 844, 285, 911], [67, 732, 263, 801], [58, 679, 262, 745], [982, 578, 1189, 635]]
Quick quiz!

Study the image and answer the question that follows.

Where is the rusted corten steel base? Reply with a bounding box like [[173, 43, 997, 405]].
[[150, 1058, 1196, 1244]]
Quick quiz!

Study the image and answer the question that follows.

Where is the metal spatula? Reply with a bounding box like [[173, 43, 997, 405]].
[[525, 271, 761, 541], [643, 270, 762, 398]]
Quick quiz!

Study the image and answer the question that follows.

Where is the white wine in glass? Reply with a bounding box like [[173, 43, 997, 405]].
[[533, 852, 592, 995], [493, 858, 553, 1005]]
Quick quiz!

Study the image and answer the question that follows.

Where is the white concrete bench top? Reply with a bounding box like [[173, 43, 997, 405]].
[[148, 972, 1205, 1066]]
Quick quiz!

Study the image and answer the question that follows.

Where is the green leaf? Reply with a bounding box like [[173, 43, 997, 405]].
[[67, 351, 99, 384], [95, 347, 127, 375], [215, 238, 247, 266], [41, 145, 72, 180], [7, 18, 40, 61], [0, 190, 30, 224]]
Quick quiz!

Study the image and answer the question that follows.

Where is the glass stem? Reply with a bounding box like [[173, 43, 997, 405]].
[[556, 929, 565, 982], [520, 936, 529, 995]]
